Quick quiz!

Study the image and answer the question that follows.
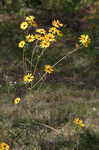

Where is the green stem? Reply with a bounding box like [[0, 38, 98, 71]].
[[23, 47, 26, 73], [33, 48, 46, 75], [31, 73, 47, 89], [53, 46, 82, 67], [30, 41, 39, 71], [31, 46, 82, 89]]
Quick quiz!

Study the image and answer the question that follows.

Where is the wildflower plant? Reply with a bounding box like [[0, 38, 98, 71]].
[[18, 15, 64, 89], [73, 117, 86, 150], [18, 15, 91, 91]]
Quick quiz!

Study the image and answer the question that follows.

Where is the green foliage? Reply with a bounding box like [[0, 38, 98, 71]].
[[40, 0, 96, 10], [0, 20, 21, 61], [40, 0, 65, 9], [1, 0, 41, 13], [78, 129, 99, 150], [64, 0, 95, 12], [0, 87, 99, 149], [2, 0, 25, 13], [1, 0, 96, 12], [25, 0, 41, 8]]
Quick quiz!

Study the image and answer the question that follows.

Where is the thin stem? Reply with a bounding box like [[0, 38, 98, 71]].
[[33, 48, 46, 75], [30, 41, 39, 71], [37, 122, 60, 134], [30, 48, 47, 89], [23, 45, 30, 73], [23, 47, 26, 73], [31, 73, 47, 89], [31, 46, 82, 89], [53, 46, 82, 67]]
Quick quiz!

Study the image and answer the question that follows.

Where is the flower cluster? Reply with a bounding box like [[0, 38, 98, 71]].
[[18, 16, 63, 49], [0, 142, 9, 150], [17, 16, 91, 102], [79, 34, 91, 47], [73, 118, 85, 127], [20, 16, 37, 30]]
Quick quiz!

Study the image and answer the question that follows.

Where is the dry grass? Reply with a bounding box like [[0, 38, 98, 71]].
[[0, 85, 99, 149]]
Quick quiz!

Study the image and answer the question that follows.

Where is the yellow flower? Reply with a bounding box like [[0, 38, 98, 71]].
[[14, 97, 21, 104], [52, 19, 63, 28], [44, 33, 56, 42], [20, 22, 28, 30], [36, 28, 46, 34], [40, 40, 50, 48], [35, 34, 44, 41], [49, 27, 63, 37], [79, 123, 85, 127], [25, 16, 35, 23], [24, 73, 34, 83], [25, 16, 38, 27], [78, 120, 83, 124], [73, 118, 85, 127], [0, 143, 9, 150], [73, 118, 80, 124], [79, 34, 91, 47], [49, 27, 58, 34], [44, 65, 54, 74], [26, 34, 35, 42], [31, 21, 38, 27], [56, 30, 63, 36], [18, 40, 26, 48]]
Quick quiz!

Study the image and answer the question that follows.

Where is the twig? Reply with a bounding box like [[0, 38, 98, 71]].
[[37, 122, 60, 134]]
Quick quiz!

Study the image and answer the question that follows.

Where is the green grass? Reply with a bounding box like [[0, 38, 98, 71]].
[[0, 85, 99, 150]]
